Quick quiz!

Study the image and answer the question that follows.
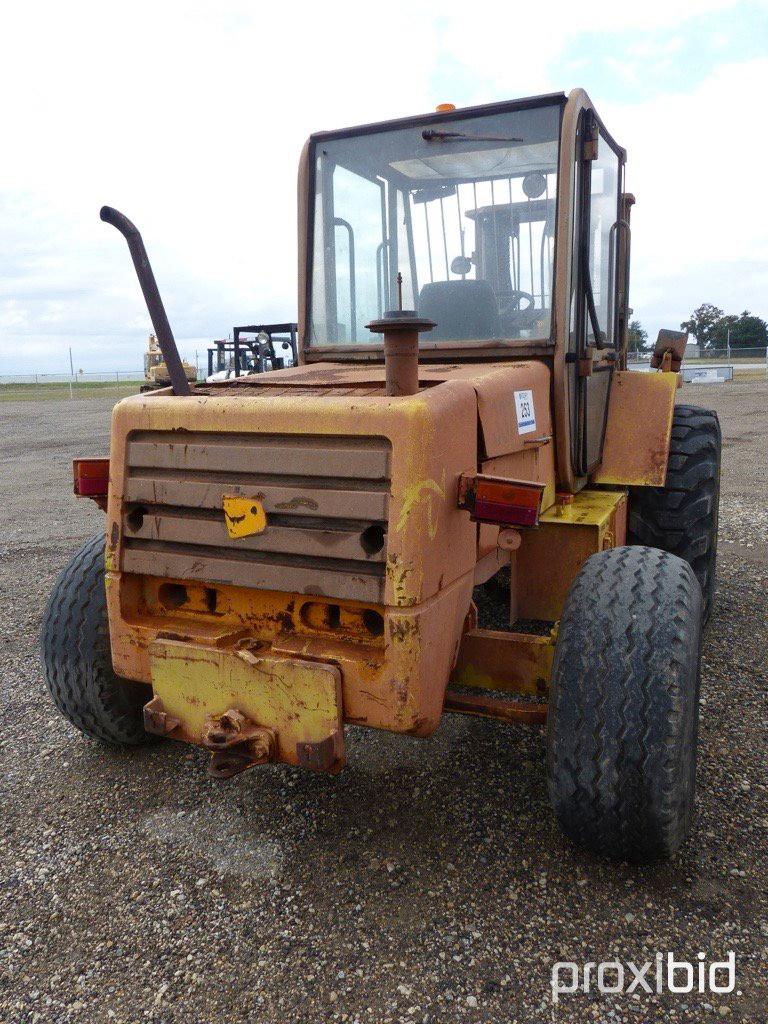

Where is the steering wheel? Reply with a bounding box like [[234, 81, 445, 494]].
[[501, 289, 535, 314], [499, 290, 539, 332]]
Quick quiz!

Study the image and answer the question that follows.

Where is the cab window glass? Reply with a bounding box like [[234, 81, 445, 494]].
[[587, 134, 621, 346], [309, 102, 562, 346]]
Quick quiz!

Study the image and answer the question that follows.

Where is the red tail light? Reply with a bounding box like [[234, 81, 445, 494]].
[[458, 474, 545, 528], [73, 458, 110, 509]]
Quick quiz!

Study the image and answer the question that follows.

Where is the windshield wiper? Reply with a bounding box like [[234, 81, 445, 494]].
[[422, 129, 523, 143]]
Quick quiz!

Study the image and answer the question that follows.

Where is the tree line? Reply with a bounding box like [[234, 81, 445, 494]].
[[627, 305, 768, 354]]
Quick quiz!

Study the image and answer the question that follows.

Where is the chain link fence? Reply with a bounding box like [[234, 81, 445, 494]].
[[0, 371, 149, 401], [686, 346, 768, 362], [629, 346, 767, 363], [2, 348, 766, 401], [629, 346, 767, 380], [0, 369, 211, 399]]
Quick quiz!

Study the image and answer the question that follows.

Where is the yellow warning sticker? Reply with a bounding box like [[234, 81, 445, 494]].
[[222, 496, 267, 539]]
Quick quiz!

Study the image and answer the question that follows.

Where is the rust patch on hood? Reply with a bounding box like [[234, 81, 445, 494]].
[[274, 496, 319, 511]]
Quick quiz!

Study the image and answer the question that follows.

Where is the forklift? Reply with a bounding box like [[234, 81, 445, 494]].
[[42, 89, 720, 861]]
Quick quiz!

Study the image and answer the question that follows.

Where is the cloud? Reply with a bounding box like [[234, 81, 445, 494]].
[[1, 0, 445, 370], [601, 56, 768, 338], [1, 0, 766, 370]]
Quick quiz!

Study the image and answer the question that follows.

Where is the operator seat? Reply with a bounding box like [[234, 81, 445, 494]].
[[418, 280, 500, 341]]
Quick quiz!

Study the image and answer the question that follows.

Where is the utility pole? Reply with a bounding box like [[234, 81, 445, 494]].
[[69, 346, 74, 400], [727, 328, 731, 361]]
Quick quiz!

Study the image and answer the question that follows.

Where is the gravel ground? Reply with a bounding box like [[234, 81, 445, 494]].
[[0, 383, 766, 1024]]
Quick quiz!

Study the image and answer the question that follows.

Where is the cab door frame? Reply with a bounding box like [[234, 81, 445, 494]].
[[572, 107, 626, 477], [551, 89, 628, 491]]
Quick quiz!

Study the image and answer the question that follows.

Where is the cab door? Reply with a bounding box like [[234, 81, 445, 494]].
[[569, 110, 625, 477]]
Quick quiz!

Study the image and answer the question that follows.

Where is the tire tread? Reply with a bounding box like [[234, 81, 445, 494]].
[[628, 404, 721, 623], [41, 534, 155, 746], [546, 546, 702, 861]]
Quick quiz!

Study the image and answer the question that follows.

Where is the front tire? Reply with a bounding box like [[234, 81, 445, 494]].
[[628, 404, 721, 624], [41, 534, 156, 746], [547, 546, 702, 862]]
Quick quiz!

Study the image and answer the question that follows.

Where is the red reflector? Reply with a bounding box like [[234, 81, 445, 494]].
[[474, 498, 540, 528], [73, 458, 110, 498], [458, 474, 544, 528]]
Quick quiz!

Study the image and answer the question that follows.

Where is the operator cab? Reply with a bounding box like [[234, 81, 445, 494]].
[[305, 93, 624, 362], [303, 90, 629, 486], [307, 100, 560, 349]]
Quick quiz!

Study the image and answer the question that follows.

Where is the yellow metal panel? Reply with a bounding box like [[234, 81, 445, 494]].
[[451, 629, 555, 696], [222, 496, 267, 538], [150, 639, 344, 769], [592, 370, 677, 486], [516, 489, 627, 621], [538, 487, 624, 528]]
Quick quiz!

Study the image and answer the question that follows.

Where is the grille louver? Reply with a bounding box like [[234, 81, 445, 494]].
[[121, 431, 391, 603]]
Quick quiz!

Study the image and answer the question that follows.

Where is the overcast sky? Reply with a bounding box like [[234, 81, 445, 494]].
[[2, 0, 767, 373]]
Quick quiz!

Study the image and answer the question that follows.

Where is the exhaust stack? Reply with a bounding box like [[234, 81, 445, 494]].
[[366, 273, 435, 397], [100, 206, 192, 396]]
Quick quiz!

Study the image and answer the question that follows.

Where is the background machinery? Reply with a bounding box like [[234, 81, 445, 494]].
[[206, 325, 298, 382], [142, 333, 197, 390]]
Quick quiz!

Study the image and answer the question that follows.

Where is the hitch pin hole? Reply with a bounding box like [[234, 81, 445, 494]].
[[158, 582, 189, 609], [360, 523, 385, 556], [126, 504, 147, 532], [362, 609, 384, 637]]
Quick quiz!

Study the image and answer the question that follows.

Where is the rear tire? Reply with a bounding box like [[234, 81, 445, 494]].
[[41, 534, 156, 746], [547, 546, 702, 862], [628, 404, 720, 624]]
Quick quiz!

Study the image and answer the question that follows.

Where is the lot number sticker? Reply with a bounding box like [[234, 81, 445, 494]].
[[514, 390, 536, 434]]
